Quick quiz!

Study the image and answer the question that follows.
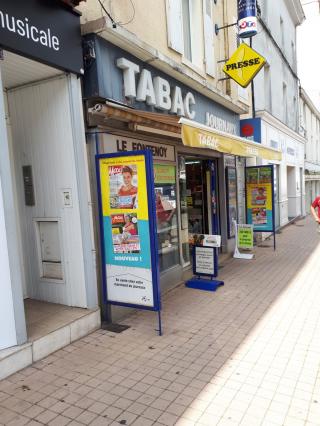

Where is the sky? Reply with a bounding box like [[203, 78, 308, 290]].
[[297, 2, 320, 108]]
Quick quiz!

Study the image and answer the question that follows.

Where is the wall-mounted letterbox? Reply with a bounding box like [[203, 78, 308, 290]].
[[36, 220, 63, 280]]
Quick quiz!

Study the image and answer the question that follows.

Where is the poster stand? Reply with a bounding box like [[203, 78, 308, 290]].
[[245, 165, 276, 252], [233, 221, 254, 260], [96, 150, 162, 336], [186, 241, 224, 292]]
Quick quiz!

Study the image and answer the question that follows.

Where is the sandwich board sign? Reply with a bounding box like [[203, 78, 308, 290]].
[[233, 221, 254, 260], [223, 43, 266, 88]]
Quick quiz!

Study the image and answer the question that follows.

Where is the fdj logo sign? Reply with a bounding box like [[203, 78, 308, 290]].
[[239, 19, 257, 30], [223, 44, 266, 88], [238, 0, 257, 38]]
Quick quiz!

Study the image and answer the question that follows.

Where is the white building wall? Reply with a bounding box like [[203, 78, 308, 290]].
[[0, 166, 18, 349], [260, 116, 305, 225], [7, 76, 88, 307], [253, 6, 299, 131], [250, 0, 305, 225], [300, 90, 320, 212]]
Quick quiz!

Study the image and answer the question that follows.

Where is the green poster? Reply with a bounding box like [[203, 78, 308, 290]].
[[154, 164, 176, 184], [238, 225, 254, 249]]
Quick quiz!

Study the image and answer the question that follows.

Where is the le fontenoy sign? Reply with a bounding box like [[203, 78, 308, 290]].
[[0, 0, 83, 74], [101, 134, 176, 162], [223, 43, 266, 88]]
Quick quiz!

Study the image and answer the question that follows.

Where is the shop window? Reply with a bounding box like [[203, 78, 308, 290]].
[[178, 157, 190, 265], [154, 164, 180, 273]]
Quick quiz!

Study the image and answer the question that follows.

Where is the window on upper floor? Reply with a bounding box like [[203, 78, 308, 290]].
[[264, 64, 271, 112], [181, 0, 204, 69], [291, 41, 295, 65], [280, 16, 284, 49], [283, 83, 288, 124], [166, 0, 215, 77], [293, 96, 297, 131], [181, 0, 192, 61]]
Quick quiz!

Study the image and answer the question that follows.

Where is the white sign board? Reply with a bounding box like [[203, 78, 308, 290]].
[[195, 246, 215, 276]]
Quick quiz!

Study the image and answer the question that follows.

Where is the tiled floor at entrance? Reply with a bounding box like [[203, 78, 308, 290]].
[[25, 300, 98, 342], [0, 301, 100, 381], [0, 217, 320, 425]]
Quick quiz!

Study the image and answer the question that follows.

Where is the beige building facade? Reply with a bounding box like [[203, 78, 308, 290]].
[[79, 0, 250, 115]]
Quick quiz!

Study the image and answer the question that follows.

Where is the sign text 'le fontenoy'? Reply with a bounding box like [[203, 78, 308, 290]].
[[117, 58, 196, 119]]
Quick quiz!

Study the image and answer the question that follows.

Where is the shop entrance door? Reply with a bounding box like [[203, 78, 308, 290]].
[[178, 156, 219, 267]]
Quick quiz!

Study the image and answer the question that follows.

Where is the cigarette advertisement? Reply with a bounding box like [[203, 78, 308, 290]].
[[246, 166, 274, 232], [97, 153, 159, 309]]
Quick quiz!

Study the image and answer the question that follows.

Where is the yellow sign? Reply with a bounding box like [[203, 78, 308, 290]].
[[181, 123, 282, 161], [223, 43, 266, 88]]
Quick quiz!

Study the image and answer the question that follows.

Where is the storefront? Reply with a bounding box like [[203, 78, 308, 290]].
[[0, 0, 98, 374], [83, 35, 281, 319], [241, 114, 305, 227]]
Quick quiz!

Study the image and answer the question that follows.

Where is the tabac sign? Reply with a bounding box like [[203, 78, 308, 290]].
[[223, 44, 266, 88]]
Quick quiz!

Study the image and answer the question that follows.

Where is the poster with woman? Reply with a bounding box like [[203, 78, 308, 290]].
[[109, 164, 138, 209], [96, 152, 160, 313], [111, 213, 141, 253]]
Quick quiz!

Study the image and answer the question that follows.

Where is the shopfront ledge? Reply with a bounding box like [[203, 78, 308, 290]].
[[0, 302, 101, 381], [88, 104, 282, 162]]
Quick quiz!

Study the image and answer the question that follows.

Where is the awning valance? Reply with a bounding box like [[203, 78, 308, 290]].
[[180, 118, 282, 161], [88, 104, 282, 161]]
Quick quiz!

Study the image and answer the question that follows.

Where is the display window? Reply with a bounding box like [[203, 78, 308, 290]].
[[154, 163, 180, 272]]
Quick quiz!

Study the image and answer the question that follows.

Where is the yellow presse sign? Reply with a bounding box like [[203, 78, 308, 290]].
[[223, 43, 266, 88]]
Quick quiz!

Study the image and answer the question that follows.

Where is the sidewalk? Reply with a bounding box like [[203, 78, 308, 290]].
[[1, 217, 320, 426]]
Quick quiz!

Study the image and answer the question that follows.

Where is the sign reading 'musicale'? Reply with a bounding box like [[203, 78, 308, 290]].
[[0, 10, 60, 50], [0, 0, 83, 74]]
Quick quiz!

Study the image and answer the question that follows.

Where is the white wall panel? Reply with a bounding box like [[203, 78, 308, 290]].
[[8, 76, 87, 307]]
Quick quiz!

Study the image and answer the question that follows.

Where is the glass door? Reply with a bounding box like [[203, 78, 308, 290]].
[[178, 156, 219, 267]]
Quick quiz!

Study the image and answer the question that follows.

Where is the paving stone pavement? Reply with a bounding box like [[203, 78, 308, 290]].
[[1, 217, 320, 426]]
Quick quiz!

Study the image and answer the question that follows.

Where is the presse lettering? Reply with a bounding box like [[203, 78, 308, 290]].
[[226, 57, 260, 71]]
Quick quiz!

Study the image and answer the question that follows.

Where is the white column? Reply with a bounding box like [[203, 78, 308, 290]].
[[0, 63, 27, 349], [0, 179, 17, 349]]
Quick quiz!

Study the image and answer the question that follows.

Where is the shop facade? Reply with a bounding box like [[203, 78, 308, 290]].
[[241, 113, 305, 228], [0, 0, 99, 375], [83, 35, 280, 320]]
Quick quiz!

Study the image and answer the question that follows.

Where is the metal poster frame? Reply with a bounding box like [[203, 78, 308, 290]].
[[192, 245, 218, 278], [245, 164, 276, 250], [95, 150, 162, 334]]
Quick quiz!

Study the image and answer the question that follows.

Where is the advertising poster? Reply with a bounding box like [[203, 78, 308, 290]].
[[194, 246, 215, 276], [96, 152, 160, 310], [154, 164, 176, 185], [246, 166, 274, 232], [226, 167, 238, 238], [237, 224, 254, 250]]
